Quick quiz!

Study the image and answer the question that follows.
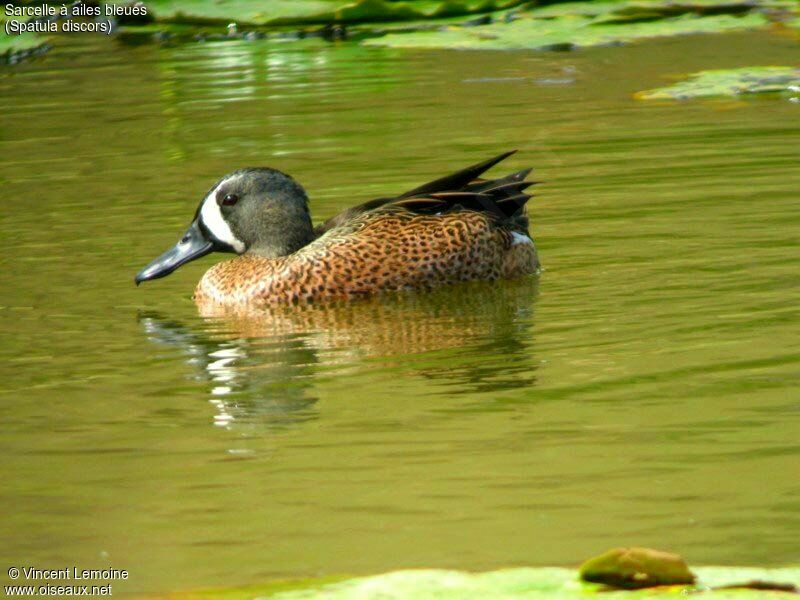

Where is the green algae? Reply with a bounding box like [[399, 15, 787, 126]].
[[636, 66, 800, 99]]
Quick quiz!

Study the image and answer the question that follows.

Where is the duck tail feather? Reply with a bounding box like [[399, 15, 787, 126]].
[[399, 150, 517, 199]]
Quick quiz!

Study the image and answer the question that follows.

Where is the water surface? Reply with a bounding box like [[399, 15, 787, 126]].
[[1, 30, 799, 595]]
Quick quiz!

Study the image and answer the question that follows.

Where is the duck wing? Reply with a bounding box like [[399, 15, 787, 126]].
[[314, 151, 535, 237], [396, 149, 517, 199]]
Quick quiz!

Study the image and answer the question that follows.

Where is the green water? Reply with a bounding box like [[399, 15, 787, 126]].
[[1, 31, 799, 596]]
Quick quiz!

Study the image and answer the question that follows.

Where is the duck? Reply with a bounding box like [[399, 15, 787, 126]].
[[134, 150, 540, 307]]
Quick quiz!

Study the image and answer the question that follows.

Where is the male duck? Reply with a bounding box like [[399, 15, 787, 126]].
[[135, 151, 540, 306]]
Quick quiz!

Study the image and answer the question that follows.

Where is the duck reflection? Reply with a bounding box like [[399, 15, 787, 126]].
[[139, 314, 320, 429], [140, 277, 540, 429]]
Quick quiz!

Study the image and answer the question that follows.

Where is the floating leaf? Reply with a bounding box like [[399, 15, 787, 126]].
[[635, 66, 800, 99], [365, 11, 769, 50], [156, 566, 800, 599], [141, 0, 339, 26], [359, 0, 800, 50], [142, 0, 524, 26]]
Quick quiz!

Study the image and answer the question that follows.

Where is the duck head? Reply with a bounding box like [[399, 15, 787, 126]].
[[135, 168, 315, 285]]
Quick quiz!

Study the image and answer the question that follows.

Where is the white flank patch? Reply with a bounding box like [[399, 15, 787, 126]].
[[511, 232, 533, 246], [200, 178, 246, 253]]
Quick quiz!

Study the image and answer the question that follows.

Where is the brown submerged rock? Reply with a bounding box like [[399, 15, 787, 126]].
[[579, 547, 696, 589]]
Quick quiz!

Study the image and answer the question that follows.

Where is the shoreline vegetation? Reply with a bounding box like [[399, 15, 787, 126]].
[[2, 0, 797, 99], [2, 0, 798, 59]]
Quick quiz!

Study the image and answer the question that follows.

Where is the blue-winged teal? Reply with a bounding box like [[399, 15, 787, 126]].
[[135, 151, 540, 306]]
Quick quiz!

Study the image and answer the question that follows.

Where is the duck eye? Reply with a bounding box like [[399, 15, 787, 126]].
[[219, 193, 239, 206]]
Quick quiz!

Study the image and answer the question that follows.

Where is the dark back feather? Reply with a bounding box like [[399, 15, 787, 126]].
[[314, 151, 536, 237]]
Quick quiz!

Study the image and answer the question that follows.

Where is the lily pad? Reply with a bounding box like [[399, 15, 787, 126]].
[[142, 0, 524, 26], [158, 566, 800, 599], [635, 66, 800, 99], [364, 11, 769, 50], [527, 0, 784, 20]]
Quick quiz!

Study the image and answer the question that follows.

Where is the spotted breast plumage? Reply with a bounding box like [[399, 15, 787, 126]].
[[135, 151, 541, 308]]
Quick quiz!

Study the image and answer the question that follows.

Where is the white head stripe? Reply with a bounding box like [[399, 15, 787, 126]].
[[199, 177, 245, 253]]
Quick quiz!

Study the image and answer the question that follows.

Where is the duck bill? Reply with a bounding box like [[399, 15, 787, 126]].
[[135, 219, 214, 285]]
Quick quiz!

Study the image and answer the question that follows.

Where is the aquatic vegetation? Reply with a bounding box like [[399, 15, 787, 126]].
[[364, 5, 775, 50], [159, 566, 800, 598], [0, 28, 49, 64], [527, 0, 797, 21], [636, 66, 800, 99], [4, 0, 797, 65], [142, 0, 525, 26], [137, 0, 799, 29]]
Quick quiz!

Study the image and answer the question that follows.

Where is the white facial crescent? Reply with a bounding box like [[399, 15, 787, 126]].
[[199, 177, 246, 254]]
